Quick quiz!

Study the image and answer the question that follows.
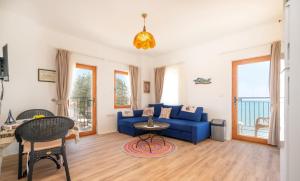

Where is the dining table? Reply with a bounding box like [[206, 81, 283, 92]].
[[0, 119, 80, 175]]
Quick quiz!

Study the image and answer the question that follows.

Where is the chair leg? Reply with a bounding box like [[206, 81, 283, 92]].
[[27, 152, 34, 181], [47, 156, 61, 169], [62, 147, 71, 181], [17, 144, 23, 179], [55, 154, 60, 161]]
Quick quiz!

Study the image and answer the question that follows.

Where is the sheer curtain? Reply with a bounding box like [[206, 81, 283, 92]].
[[55, 49, 70, 116], [268, 41, 281, 146], [161, 65, 180, 105], [129, 65, 139, 109], [154, 66, 166, 103]]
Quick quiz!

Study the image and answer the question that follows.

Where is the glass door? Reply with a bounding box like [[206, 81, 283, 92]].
[[69, 64, 97, 136], [232, 56, 271, 144]]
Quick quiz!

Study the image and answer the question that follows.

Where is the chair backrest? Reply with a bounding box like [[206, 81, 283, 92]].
[[16, 109, 55, 120], [15, 117, 74, 142], [255, 117, 270, 125]]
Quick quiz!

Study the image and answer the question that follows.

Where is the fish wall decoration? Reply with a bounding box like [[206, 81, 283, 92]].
[[193, 78, 212, 84]]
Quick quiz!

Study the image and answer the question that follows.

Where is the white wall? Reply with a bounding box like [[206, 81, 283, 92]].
[[153, 22, 282, 140], [282, 1, 300, 181], [138, 55, 155, 108], [0, 10, 153, 155]]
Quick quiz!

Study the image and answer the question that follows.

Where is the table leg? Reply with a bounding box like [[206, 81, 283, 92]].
[[136, 134, 152, 153], [150, 133, 166, 146]]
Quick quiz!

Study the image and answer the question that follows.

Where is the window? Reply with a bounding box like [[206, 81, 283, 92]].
[[161, 65, 180, 105], [114, 70, 131, 108], [69, 63, 97, 135]]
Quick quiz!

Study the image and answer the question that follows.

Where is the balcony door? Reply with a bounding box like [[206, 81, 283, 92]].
[[232, 56, 271, 144], [69, 63, 97, 136]]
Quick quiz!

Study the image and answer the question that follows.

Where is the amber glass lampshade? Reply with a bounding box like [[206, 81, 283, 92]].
[[133, 13, 156, 50]]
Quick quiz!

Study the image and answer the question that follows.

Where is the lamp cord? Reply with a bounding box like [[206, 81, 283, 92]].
[[142, 13, 147, 31]]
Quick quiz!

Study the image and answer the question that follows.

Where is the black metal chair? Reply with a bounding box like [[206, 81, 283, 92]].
[[15, 116, 74, 181], [15, 109, 55, 179]]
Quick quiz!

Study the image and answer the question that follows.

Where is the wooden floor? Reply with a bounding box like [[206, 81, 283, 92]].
[[1, 133, 279, 181]]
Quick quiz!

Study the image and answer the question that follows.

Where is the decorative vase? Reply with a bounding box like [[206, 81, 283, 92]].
[[147, 116, 154, 127], [5, 109, 16, 125]]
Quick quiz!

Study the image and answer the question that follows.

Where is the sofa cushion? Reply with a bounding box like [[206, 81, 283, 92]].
[[163, 105, 182, 118], [159, 108, 172, 119], [122, 109, 134, 117], [133, 110, 144, 117], [119, 117, 148, 126], [142, 107, 154, 117], [177, 107, 203, 121], [148, 103, 164, 117], [158, 118, 199, 132]]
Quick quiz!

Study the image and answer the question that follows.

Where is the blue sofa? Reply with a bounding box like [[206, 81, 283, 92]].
[[117, 104, 211, 144]]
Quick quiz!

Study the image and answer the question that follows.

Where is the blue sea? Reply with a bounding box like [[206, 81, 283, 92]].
[[237, 98, 270, 127]]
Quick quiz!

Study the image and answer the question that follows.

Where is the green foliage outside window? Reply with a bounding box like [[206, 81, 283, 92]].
[[71, 73, 92, 116], [115, 71, 130, 107]]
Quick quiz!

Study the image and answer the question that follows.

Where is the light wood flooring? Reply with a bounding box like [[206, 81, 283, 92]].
[[1, 133, 279, 181]]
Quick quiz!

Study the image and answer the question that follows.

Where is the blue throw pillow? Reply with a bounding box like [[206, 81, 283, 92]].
[[148, 103, 164, 117], [133, 110, 144, 117], [177, 107, 203, 121], [163, 105, 183, 119]]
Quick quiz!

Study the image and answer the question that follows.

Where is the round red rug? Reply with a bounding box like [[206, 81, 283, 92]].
[[123, 137, 176, 158]]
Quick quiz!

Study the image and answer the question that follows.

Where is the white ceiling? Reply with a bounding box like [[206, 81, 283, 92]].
[[1, 0, 283, 56]]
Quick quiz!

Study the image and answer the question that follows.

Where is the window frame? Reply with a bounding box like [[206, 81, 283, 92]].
[[114, 70, 131, 109]]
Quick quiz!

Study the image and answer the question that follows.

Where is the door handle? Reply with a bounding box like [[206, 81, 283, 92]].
[[93, 98, 96, 105], [234, 97, 238, 106]]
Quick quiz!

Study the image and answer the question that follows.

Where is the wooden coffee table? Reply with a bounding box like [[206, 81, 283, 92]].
[[133, 121, 170, 153]]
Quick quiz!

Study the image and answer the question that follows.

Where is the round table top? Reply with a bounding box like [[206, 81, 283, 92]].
[[134, 121, 170, 131]]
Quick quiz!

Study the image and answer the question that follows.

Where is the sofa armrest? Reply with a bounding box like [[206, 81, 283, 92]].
[[117, 110, 144, 122], [117, 112, 123, 122], [201, 113, 208, 122], [192, 121, 211, 144]]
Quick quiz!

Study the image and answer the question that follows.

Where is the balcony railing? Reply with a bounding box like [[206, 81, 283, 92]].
[[69, 97, 93, 132], [238, 97, 270, 138]]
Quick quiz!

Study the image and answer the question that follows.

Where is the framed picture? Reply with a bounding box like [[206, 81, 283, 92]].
[[144, 81, 150, 93], [38, 69, 56, 83]]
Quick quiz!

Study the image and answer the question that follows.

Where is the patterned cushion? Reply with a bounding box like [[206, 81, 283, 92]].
[[177, 106, 203, 121], [142, 107, 154, 117], [163, 105, 183, 118], [122, 110, 134, 117], [159, 108, 172, 119], [181, 105, 197, 113]]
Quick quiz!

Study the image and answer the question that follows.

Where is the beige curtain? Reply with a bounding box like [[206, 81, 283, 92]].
[[268, 41, 281, 146], [154, 66, 166, 103], [129, 65, 139, 109], [55, 49, 70, 116]]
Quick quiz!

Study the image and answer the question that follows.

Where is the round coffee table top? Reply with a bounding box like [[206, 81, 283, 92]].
[[134, 121, 170, 131]]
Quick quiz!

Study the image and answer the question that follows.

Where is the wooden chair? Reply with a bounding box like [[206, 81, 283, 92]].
[[15, 116, 74, 181], [255, 117, 270, 137], [15, 109, 55, 179]]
